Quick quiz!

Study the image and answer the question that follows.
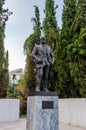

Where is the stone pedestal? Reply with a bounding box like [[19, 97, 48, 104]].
[[27, 92, 59, 130]]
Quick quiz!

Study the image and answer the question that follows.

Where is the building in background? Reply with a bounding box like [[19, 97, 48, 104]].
[[9, 68, 24, 84]]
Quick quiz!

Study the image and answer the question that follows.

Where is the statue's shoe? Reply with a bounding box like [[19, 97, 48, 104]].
[[43, 88, 49, 92], [35, 87, 40, 91]]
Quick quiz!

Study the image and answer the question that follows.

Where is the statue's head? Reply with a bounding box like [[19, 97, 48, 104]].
[[40, 37, 46, 44]]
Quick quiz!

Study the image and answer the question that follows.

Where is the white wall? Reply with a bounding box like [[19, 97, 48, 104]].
[[0, 99, 20, 122], [59, 98, 86, 128]]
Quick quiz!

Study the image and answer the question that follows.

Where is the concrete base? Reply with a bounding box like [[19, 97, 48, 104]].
[[0, 99, 20, 122], [59, 98, 86, 128], [27, 92, 59, 130]]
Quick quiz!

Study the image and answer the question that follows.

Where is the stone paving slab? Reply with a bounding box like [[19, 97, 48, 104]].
[[59, 123, 86, 130], [0, 118, 86, 130], [0, 118, 26, 130]]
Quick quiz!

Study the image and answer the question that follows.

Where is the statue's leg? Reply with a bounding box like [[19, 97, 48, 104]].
[[36, 67, 43, 91], [43, 66, 50, 92]]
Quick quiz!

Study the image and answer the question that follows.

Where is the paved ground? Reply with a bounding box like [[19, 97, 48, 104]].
[[59, 123, 86, 130], [0, 118, 86, 130]]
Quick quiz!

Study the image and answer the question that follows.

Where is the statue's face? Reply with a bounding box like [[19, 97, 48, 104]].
[[40, 37, 46, 44], [41, 40, 46, 44]]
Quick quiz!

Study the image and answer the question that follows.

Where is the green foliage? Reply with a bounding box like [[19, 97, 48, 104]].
[[24, 33, 38, 55], [67, 28, 86, 97], [0, 2, 12, 27], [0, 25, 9, 97], [16, 76, 27, 115], [0, 0, 5, 12], [43, 0, 59, 48], [70, 0, 86, 41], [7, 81, 13, 97], [62, 0, 76, 27], [66, 0, 86, 97], [55, 0, 76, 97], [61, 0, 76, 44], [0, 0, 10, 98], [24, 54, 36, 92], [55, 0, 86, 98]]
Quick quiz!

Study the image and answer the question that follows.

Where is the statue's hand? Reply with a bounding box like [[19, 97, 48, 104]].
[[49, 58, 54, 66], [37, 58, 43, 63]]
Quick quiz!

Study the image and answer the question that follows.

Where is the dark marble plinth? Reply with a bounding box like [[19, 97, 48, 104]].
[[28, 91, 57, 96]]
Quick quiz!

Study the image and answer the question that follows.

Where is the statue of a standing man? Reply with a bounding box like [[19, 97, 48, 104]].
[[31, 37, 54, 92]]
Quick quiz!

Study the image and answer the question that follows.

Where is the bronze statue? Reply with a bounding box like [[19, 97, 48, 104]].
[[31, 37, 54, 92]]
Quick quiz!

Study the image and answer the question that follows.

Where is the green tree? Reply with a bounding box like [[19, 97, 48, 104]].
[[24, 6, 41, 93], [55, 0, 76, 97], [43, 0, 59, 48], [67, 0, 86, 97], [4, 51, 9, 95], [68, 28, 86, 97], [0, 0, 11, 98], [0, 37, 9, 98], [0, 0, 4, 12], [70, 0, 86, 41], [16, 75, 27, 115], [55, 0, 86, 98], [0, 24, 6, 97]]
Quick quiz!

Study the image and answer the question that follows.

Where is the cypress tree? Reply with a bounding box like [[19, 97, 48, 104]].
[[5, 50, 9, 94], [43, 0, 59, 48], [0, 0, 10, 98], [68, 28, 86, 97], [0, 24, 6, 97], [67, 0, 86, 97], [0, 0, 5, 97], [70, 0, 86, 41], [55, 0, 76, 97]]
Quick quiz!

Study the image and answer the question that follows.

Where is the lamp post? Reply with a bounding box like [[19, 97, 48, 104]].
[[12, 74, 16, 97]]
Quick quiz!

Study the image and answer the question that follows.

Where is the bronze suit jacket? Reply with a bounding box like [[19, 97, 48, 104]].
[[32, 44, 54, 68]]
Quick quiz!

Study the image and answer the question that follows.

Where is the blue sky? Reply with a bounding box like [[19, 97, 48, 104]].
[[4, 0, 63, 71]]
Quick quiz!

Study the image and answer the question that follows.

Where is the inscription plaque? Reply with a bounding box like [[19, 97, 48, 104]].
[[42, 101, 54, 109]]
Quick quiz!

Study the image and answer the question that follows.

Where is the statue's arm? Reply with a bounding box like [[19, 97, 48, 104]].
[[50, 48, 55, 65], [31, 46, 42, 62]]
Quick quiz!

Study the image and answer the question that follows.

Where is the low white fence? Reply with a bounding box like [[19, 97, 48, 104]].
[[59, 98, 86, 128], [0, 99, 20, 122]]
